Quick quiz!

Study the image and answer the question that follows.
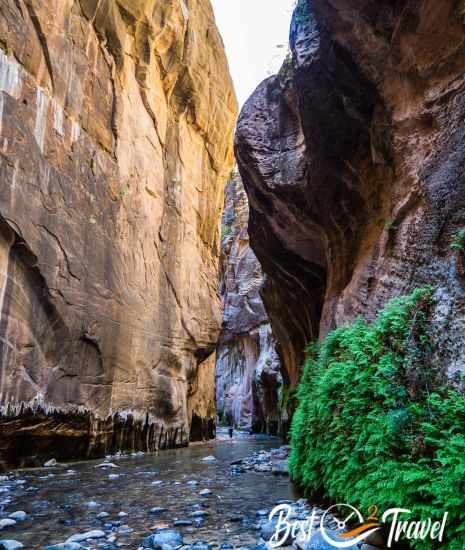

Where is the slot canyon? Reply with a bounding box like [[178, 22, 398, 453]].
[[0, 0, 464, 548]]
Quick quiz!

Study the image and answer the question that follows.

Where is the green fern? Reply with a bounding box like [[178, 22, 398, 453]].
[[450, 228, 465, 251], [289, 287, 465, 549]]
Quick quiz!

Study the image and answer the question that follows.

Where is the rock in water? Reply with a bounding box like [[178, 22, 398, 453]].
[[65, 530, 105, 543], [271, 460, 289, 476], [43, 544, 85, 550], [0, 0, 237, 468], [0, 520, 16, 531], [7, 512, 26, 522], [0, 542, 24, 550], [142, 529, 183, 549], [149, 507, 166, 515], [86, 501, 100, 509], [95, 463, 118, 469], [296, 530, 359, 550], [44, 459, 57, 468], [188, 542, 211, 550]]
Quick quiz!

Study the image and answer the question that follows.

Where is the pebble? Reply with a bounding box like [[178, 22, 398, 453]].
[[296, 530, 360, 550], [97, 512, 109, 519], [108, 474, 120, 480], [198, 489, 212, 497], [188, 542, 211, 550], [43, 544, 85, 550], [118, 512, 128, 517], [189, 511, 209, 518], [8, 512, 26, 522], [201, 456, 216, 463], [44, 459, 57, 468], [86, 501, 100, 509], [151, 481, 163, 486], [0, 541, 24, 550], [149, 507, 166, 515], [117, 525, 133, 535], [142, 528, 183, 549], [65, 530, 106, 543], [0, 520, 16, 531], [95, 462, 118, 469], [231, 446, 290, 475], [173, 520, 193, 527]]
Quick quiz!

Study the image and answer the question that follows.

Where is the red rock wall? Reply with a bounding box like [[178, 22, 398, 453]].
[[236, 0, 465, 387], [0, 0, 237, 467]]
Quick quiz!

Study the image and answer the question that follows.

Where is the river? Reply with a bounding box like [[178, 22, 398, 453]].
[[0, 430, 296, 549]]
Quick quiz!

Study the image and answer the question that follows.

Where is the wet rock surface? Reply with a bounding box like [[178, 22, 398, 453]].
[[229, 446, 290, 476]]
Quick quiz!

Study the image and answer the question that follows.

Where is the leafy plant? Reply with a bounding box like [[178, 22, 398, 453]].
[[221, 224, 231, 241], [289, 287, 465, 549], [450, 229, 465, 251], [229, 167, 238, 182], [385, 219, 398, 234]]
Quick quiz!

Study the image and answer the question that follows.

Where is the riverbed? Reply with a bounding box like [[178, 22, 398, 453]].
[[0, 430, 296, 549]]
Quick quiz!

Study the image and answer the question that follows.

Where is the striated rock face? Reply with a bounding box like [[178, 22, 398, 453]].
[[0, 0, 237, 467], [236, 0, 465, 387], [215, 174, 283, 434]]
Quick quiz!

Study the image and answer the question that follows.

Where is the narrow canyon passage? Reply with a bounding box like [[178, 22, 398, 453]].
[[0, 0, 465, 548]]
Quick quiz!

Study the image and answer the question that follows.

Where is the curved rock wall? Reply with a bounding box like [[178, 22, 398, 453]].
[[216, 174, 283, 434], [236, 0, 465, 387], [0, 0, 237, 467]]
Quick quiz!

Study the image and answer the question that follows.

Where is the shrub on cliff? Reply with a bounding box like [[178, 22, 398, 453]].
[[289, 287, 465, 549]]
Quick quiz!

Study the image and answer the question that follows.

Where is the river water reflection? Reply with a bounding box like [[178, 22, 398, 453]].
[[0, 430, 296, 549]]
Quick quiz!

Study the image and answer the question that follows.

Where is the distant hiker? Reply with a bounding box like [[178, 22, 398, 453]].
[[228, 426, 234, 439]]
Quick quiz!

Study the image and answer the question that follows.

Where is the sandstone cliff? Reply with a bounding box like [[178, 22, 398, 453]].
[[236, 0, 465, 388], [216, 174, 283, 434], [0, 0, 237, 467]]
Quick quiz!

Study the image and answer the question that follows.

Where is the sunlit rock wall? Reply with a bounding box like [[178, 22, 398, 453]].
[[0, 0, 237, 467]]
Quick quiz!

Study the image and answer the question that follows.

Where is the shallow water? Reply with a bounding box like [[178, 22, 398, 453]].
[[0, 430, 295, 549]]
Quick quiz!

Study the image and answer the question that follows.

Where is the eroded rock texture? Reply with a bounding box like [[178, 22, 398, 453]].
[[236, 0, 465, 386], [0, 0, 237, 467], [216, 174, 283, 434]]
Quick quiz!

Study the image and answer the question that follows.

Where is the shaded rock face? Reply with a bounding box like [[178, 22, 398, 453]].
[[0, 0, 237, 467], [216, 175, 283, 434], [236, 0, 465, 386]]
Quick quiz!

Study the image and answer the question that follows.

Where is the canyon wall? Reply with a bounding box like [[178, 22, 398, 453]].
[[0, 0, 237, 467], [216, 174, 283, 434], [236, 0, 465, 387]]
